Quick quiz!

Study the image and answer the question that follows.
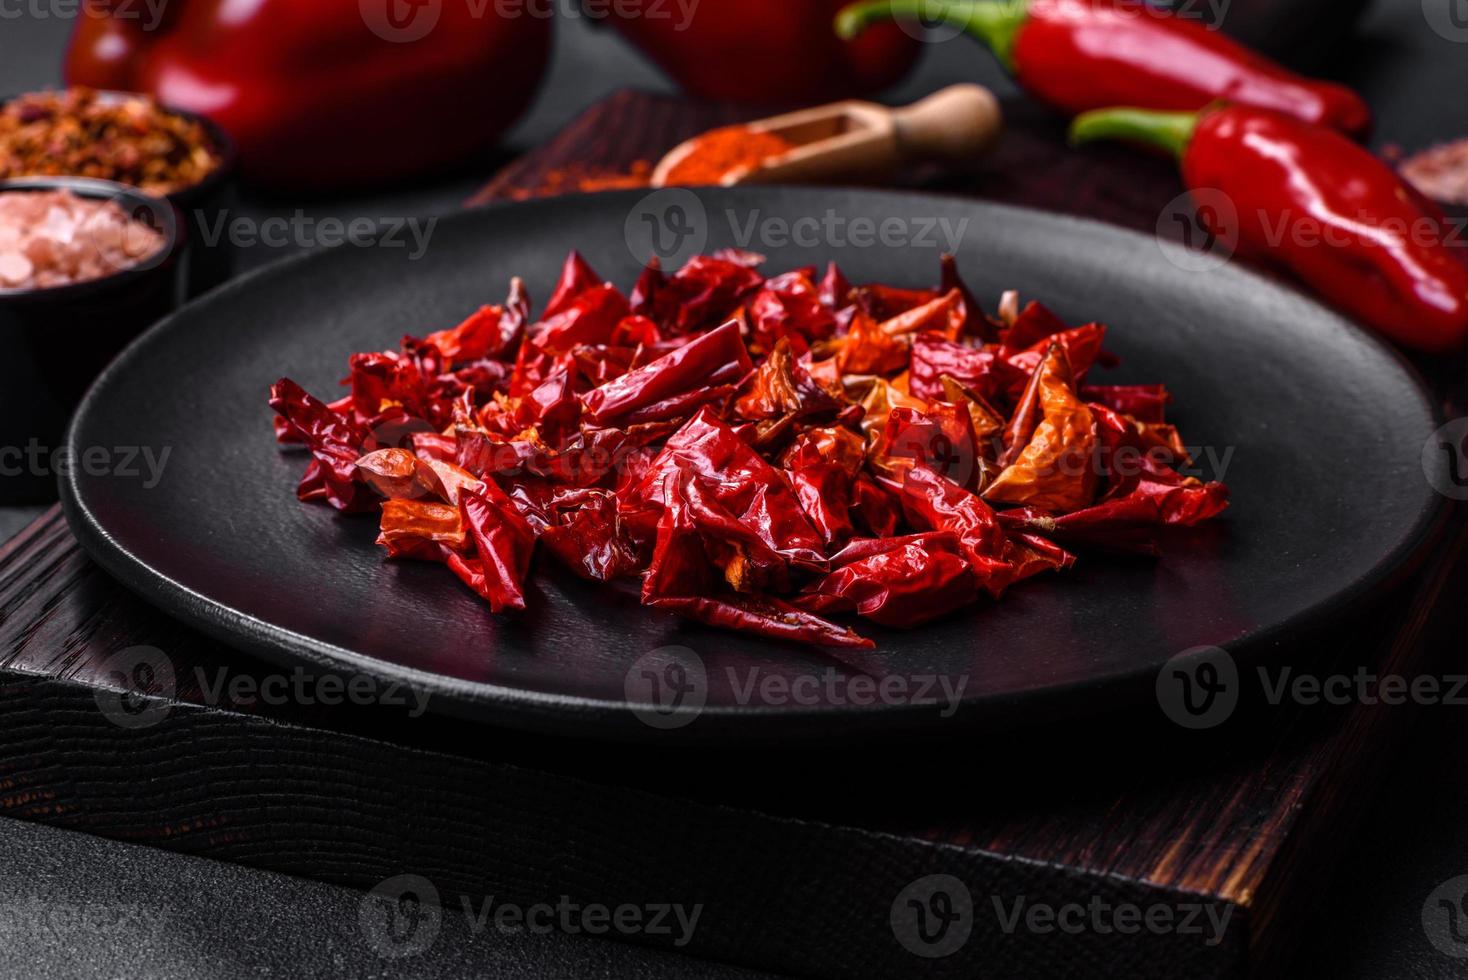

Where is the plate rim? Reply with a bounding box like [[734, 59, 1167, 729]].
[[58, 188, 1450, 741]]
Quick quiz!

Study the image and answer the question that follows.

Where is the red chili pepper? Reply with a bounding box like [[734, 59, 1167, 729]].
[[65, 0, 551, 187], [457, 484, 537, 613], [609, 0, 919, 104], [836, 0, 1371, 137], [1070, 105, 1468, 353], [910, 334, 1020, 403], [540, 489, 640, 583], [748, 271, 838, 354], [732, 337, 843, 422], [582, 321, 752, 427], [879, 463, 1015, 598], [268, 378, 374, 511], [795, 535, 978, 628]]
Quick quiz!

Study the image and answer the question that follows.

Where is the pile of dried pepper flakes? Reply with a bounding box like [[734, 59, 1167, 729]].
[[269, 250, 1229, 650]]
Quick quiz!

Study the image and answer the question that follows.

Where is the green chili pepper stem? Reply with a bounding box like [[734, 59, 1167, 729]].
[[1068, 108, 1200, 159], [834, 0, 1031, 71]]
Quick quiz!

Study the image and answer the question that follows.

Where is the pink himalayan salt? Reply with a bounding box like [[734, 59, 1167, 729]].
[[1399, 138, 1468, 206], [0, 188, 165, 290]]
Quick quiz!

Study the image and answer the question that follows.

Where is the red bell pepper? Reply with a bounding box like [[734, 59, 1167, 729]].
[[836, 0, 1371, 137], [65, 0, 552, 188], [1070, 105, 1468, 353], [609, 0, 918, 103]]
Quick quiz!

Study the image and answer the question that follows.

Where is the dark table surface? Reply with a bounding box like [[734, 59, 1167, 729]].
[[3, 2, 1468, 977]]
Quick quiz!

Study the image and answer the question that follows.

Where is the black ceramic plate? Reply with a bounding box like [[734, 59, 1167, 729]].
[[60, 188, 1445, 740]]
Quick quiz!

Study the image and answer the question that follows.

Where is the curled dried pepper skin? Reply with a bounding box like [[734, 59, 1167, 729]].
[[883, 463, 1015, 598], [540, 488, 640, 582], [984, 343, 1100, 513], [581, 320, 752, 427], [625, 407, 828, 570], [543, 250, 603, 319], [378, 499, 467, 558], [269, 378, 374, 511], [941, 254, 997, 343], [795, 539, 978, 628], [458, 484, 537, 613], [838, 309, 909, 376], [355, 448, 439, 500], [910, 334, 1020, 403], [871, 404, 982, 492], [787, 463, 856, 547], [1081, 384, 1171, 424], [733, 337, 842, 422], [530, 283, 631, 355], [748, 270, 837, 353]]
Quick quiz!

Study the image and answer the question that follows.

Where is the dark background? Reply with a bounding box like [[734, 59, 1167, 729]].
[[2, 2, 1467, 976]]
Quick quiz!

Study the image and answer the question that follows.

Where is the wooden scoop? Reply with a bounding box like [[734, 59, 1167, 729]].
[[650, 84, 1003, 188]]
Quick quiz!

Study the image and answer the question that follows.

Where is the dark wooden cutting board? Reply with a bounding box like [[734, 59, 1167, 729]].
[[0, 90, 1464, 979]]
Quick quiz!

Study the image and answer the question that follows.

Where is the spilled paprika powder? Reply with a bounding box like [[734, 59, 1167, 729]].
[[664, 126, 798, 186]]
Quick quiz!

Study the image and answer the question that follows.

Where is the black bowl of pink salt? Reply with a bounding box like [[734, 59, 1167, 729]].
[[0, 176, 185, 504], [0, 88, 238, 297]]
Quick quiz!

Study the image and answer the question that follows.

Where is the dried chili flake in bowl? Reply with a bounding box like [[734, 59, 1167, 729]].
[[0, 88, 222, 196], [269, 252, 1229, 649], [0, 188, 165, 290]]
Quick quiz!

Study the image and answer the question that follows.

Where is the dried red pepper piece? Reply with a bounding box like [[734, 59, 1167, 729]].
[[269, 378, 375, 511], [940, 254, 997, 343], [795, 533, 977, 627], [838, 309, 909, 376], [733, 337, 843, 422], [377, 499, 467, 559], [457, 484, 537, 612], [881, 463, 1014, 598], [530, 283, 631, 355], [626, 407, 828, 570], [748, 270, 837, 353], [1081, 384, 1172, 425], [582, 320, 752, 427], [544, 251, 603, 319], [985, 343, 1100, 512], [539, 488, 641, 582], [871, 405, 981, 492], [910, 334, 1020, 403]]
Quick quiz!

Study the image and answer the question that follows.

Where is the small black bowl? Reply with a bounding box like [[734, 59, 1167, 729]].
[[0, 176, 186, 504], [1, 89, 239, 298], [155, 99, 239, 297]]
